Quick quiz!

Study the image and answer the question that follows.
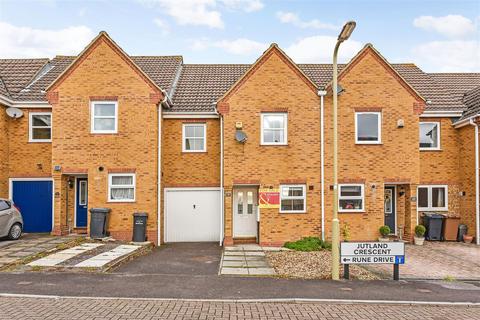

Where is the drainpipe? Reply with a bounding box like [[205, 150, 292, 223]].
[[157, 91, 171, 246], [318, 90, 327, 241], [469, 118, 480, 245], [219, 112, 224, 246]]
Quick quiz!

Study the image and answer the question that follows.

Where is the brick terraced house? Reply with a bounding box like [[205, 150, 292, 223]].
[[0, 32, 479, 246]]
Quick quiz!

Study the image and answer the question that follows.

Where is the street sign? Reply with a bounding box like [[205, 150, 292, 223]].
[[340, 242, 405, 265]]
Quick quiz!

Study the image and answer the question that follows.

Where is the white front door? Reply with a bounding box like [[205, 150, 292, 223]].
[[233, 188, 258, 238]]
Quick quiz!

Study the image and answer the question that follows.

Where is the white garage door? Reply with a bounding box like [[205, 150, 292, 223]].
[[165, 188, 221, 242]]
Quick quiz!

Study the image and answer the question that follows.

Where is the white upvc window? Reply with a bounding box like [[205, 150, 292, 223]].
[[108, 173, 135, 202], [182, 123, 206, 152], [279, 184, 306, 213], [261, 113, 288, 145], [91, 101, 118, 134], [419, 122, 440, 150], [417, 185, 448, 211], [29, 112, 52, 142], [338, 184, 365, 212], [355, 112, 381, 144]]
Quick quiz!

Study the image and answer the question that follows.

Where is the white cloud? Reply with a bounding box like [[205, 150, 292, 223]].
[[413, 15, 476, 38], [191, 38, 266, 55], [276, 11, 337, 30], [220, 0, 264, 12], [139, 0, 223, 28], [412, 40, 480, 72], [286, 36, 363, 63], [153, 18, 170, 36], [0, 21, 95, 58]]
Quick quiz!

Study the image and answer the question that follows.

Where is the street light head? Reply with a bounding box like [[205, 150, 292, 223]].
[[338, 21, 356, 42]]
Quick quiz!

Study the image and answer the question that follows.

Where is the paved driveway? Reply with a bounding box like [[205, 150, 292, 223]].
[[114, 242, 222, 275], [366, 242, 480, 280], [0, 234, 78, 270]]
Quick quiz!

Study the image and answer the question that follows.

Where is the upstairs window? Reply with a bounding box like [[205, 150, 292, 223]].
[[339, 184, 365, 212], [417, 185, 448, 211], [108, 173, 135, 202], [91, 101, 118, 134], [355, 112, 381, 144], [29, 112, 52, 142], [419, 122, 440, 150], [280, 185, 306, 213], [261, 113, 287, 145], [183, 123, 206, 152]]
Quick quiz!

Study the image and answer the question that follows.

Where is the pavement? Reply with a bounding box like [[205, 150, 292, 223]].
[[366, 242, 480, 280], [0, 295, 479, 320], [0, 234, 79, 270], [220, 244, 278, 276]]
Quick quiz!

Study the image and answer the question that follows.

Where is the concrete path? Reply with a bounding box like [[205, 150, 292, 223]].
[[0, 234, 79, 269], [220, 244, 285, 276], [0, 295, 478, 320], [75, 245, 140, 268], [366, 242, 480, 280], [28, 243, 103, 267]]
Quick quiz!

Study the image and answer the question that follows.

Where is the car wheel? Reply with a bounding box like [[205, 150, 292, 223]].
[[8, 223, 22, 240]]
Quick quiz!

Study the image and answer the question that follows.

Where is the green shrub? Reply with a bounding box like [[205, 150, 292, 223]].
[[415, 225, 426, 237], [284, 237, 331, 251], [379, 225, 391, 237]]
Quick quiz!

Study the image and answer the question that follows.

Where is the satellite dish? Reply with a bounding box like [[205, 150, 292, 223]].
[[235, 130, 247, 143], [6, 107, 23, 119]]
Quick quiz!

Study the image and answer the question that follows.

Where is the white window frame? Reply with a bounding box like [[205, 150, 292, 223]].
[[419, 122, 441, 151], [279, 184, 306, 213], [338, 184, 365, 213], [355, 112, 382, 144], [417, 185, 448, 211], [29, 112, 52, 142], [108, 173, 136, 203], [91, 101, 118, 134], [261, 113, 288, 146], [182, 123, 207, 152]]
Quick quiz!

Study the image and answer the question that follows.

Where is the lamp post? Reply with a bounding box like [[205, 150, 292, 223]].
[[331, 21, 356, 280]]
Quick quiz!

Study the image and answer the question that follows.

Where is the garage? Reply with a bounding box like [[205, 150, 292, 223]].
[[164, 188, 220, 242], [10, 179, 53, 233]]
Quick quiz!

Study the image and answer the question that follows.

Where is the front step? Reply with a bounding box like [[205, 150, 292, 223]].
[[72, 227, 87, 235], [233, 237, 257, 244]]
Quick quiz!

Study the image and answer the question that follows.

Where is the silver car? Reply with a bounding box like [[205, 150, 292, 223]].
[[0, 198, 23, 240]]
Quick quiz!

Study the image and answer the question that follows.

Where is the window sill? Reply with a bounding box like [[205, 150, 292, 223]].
[[182, 151, 207, 153], [355, 142, 382, 145], [420, 148, 442, 152], [28, 140, 52, 143], [260, 144, 289, 147], [419, 208, 448, 212], [90, 133, 118, 135], [107, 200, 136, 204], [339, 210, 365, 213], [279, 211, 307, 214]]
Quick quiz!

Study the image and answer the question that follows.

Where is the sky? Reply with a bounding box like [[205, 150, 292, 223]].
[[0, 0, 479, 72]]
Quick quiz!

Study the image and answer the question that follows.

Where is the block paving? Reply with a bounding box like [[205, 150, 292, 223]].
[[0, 296, 478, 320], [220, 244, 284, 276]]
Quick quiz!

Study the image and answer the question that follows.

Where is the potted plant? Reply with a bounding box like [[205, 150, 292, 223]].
[[378, 225, 391, 242], [414, 225, 426, 245], [463, 234, 474, 243]]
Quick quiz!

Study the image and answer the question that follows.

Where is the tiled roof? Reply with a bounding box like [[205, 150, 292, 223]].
[[13, 55, 183, 101], [171, 64, 250, 112], [0, 58, 49, 100], [459, 87, 480, 120], [169, 63, 471, 113], [0, 55, 478, 117]]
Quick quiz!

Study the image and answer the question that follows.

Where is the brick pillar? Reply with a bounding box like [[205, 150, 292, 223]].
[[52, 174, 69, 235], [403, 184, 417, 242], [223, 186, 233, 246]]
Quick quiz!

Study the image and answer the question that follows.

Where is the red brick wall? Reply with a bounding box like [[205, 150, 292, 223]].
[[49, 38, 160, 244]]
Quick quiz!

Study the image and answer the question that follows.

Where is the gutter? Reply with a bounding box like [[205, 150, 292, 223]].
[[318, 90, 327, 241], [469, 118, 480, 245], [454, 113, 480, 128]]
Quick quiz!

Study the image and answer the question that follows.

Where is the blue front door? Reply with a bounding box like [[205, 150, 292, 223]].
[[76, 178, 88, 227], [12, 180, 53, 233]]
